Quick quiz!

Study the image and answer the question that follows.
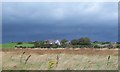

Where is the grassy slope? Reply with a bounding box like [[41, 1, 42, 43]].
[[2, 43, 34, 49], [2, 43, 17, 49], [0, 44, 2, 48]]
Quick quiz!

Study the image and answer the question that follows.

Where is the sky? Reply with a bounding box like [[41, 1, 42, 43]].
[[2, 2, 118, 43]]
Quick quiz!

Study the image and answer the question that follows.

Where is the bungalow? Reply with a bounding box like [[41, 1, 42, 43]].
[[45, 40, 61, 45], [55, 40, 61, 45]]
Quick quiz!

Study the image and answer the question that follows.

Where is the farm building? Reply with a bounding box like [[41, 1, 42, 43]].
[[55, 40, 61, 45], [45, 40, 61, 45]]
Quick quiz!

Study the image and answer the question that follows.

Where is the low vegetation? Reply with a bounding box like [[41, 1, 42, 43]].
[[1, 38, 119, 70], [0, 44, 2, 49], [2, 37, 120, 49], [2, 49, 118, 70], [2, 42, 34, 49], [2, 43, 17, 49]]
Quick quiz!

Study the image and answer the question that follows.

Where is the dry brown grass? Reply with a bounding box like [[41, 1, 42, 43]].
[[2, 48, 118, 56], [0, 50, 2, 71], [2, 48, 118, 70]]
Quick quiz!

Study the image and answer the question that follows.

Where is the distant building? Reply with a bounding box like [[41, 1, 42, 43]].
[[55, 40, 61, 45], [44, 40, 61, 45], [65, 41, 71, 44]]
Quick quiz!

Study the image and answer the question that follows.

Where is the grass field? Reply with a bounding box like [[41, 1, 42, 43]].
[[1, 43, 34, 49], [0, 44, 2, 49], [2, 43, 17, 49], [2, 48, 118, 70]]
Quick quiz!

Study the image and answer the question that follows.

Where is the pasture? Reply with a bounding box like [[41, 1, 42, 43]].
[[2, 43, 34, 49], [2, 48, 118, 70]]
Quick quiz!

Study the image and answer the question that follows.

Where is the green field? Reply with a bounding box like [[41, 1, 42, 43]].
[[0, 44, 2, 48], [1, 43, 34, 49], [2, 43, 17, 49]]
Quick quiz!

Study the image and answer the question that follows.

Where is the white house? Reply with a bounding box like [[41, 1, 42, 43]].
[[55, 40, 61, 45]]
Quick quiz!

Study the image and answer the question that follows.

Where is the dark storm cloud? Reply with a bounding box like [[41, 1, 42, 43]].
[[2, 2, 118, 43]]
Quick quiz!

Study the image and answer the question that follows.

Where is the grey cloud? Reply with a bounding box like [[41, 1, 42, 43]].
[[2, 2, 118, 43]]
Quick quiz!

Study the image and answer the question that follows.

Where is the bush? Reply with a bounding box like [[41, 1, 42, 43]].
[[71, 39, 79, 45], [78, 37, 91, 45], [22, 46, 26, 48], [17, 42, 23, 45], [45, 44, 51, 48], [30, 46, 35, 48], [116, 44, 120, 48], [34, 42, 40, 47], [52, 44, 59, 48], [94, 45, 101, 48], [61, 39, 68, 45], [61, 44, 66, 48], [15, 46, 17, 48]]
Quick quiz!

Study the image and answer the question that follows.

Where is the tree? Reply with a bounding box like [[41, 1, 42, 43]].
[[117, 42, 120, 44], [45, 44, 51, 48], [17, 42, 23, 45], [78, 37, 91, 45], [105, 42, 111, 44], [39, 41, 44, 45], [44, 40, 49, 44], [39, 41, 45, 48], [34, 42, 40, 47], [71, 39, 78, 45], [94, 45, 101, 48], [116, 44, 120, 48], [61, 39, 68, 45], [33, 41, 45, 48], [52, 44, 59, 48], [93, 41, 98, 43]]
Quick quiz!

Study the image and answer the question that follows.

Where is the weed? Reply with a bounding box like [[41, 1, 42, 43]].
[[107, 55, 111, 66], [48, 60, 56, 70], [56, 54, 59, 67], [20, 52, 25, 63], [25, 55, 31, 64]]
